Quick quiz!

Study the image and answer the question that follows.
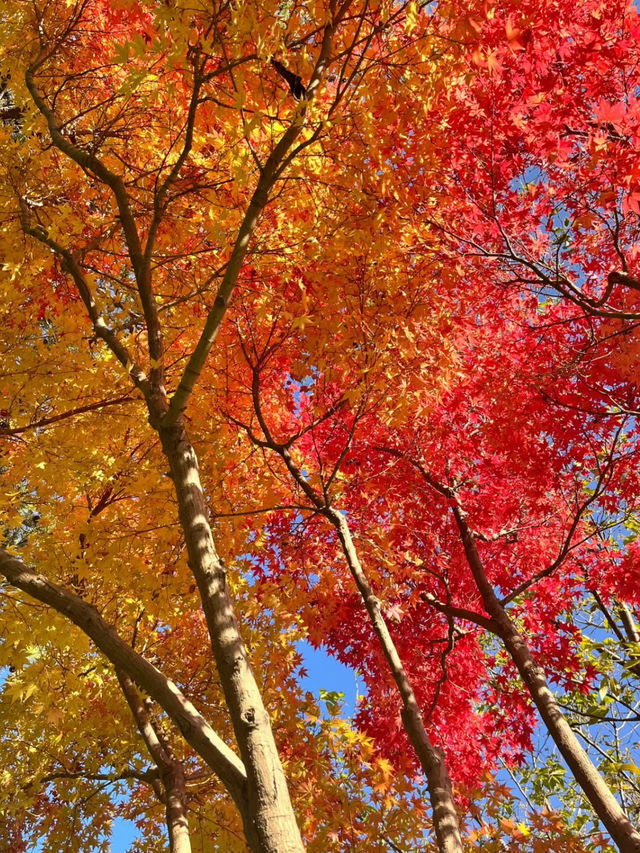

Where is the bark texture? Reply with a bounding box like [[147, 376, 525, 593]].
[[163, 762, 192, 853], [329, 510, 463, 853], [453, 507, 640, 853], [117, 670, 192, 853], [159, 420, 305, 853]]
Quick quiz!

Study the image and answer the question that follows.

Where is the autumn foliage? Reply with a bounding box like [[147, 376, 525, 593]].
[[1, 0, 640, 851]]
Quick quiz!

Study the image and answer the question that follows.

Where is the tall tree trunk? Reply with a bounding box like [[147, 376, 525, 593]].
[[247, 401, 464, 853], [117, 670, 193, 853], [163, 763, 192, 853], [329, 510, 463, 853], [453, 506, 640, 853], [158, 418, 305, 853]]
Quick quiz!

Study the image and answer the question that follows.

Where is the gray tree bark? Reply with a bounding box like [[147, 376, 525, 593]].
[[452, 505, 640, 853], [158, 420, 305, 853], [329, 510, 463, 853], [117, 670, 192, 853]]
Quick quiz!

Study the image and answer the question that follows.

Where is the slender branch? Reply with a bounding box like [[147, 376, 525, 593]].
[[41, 767, 158, 784], [117, 669, 174, 769], [25, 62, 165, 382], [373, 445, 454, 500], [0, 394, 135, 437], [420, 592, 497, 633], [144, 59, 205, 269], [502, 424, 623, 606], [17, 201, 150, 398], [592, 590, 628, 644], [162, 21, 337, 426], [25, 65, 145, 282], [0, 548, 247, 805]]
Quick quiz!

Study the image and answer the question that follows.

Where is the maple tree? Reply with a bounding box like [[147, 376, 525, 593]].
[[2, 0, 640, 851], [0, 0, 465, 850], [393, 0, 640, 847]]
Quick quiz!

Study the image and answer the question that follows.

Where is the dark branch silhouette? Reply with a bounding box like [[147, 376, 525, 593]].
[[271, 59, 306, 100]]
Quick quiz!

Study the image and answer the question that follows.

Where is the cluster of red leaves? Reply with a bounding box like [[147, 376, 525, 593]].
[[215, 0, 640, 785]]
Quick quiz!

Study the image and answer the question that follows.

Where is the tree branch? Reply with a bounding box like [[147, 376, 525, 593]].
[[117, 669, 174, 770], [0, 548, 247, 805], [17, 199, 150, 399], [25, 65, 145, 282], [420, 592, 497, 633], [25, 63, 164, 384], [162, 22, 337, 426], [40, 767, 158, 784], [0, 394, 135, 437]]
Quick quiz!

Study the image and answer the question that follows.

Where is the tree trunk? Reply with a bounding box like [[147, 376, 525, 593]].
[[453, 507, 640, 853], [116, 669, 193, 853], [329, 509, 463, 853], [500, 619, 640, 853], [158, 418, 305, 853], [163, 763, 192, 853]]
